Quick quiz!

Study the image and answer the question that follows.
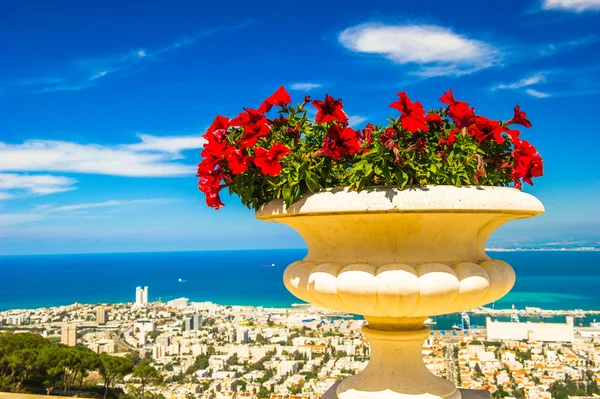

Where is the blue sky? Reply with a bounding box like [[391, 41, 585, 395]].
[[1, 0, 599, 255]]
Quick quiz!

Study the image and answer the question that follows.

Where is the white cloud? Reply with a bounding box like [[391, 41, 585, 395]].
[[45, 198, 176, 213], [5, 23, 253, 94], [339, 23, 500, 77], [0, 198, 175, 229], [492, 73, 546, 90], [290, 83, 322, 91], [0, 134, 204, 178], [127, 133, 206, 155], [0, 173, 77, 199], [542, 0, 600, 12], [348, 115, 368, 127], [525, 89, 552, 98]]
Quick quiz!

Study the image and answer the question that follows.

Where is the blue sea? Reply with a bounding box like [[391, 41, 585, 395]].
[[1, 250, 599, 329]]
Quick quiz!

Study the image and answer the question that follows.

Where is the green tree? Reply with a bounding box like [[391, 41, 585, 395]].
[[99, 353, 134, 399], [132, 364, 162, 397]]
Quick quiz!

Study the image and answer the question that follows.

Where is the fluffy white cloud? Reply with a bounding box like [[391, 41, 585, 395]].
[[542, 0, 600, 12], [0, 134, 204, 178], [339, 23, 500, 77], [525, 89, 552, 98], [0, 173, 77, 198], [290, 83, 322, 91], [127, 133, 206, 155]]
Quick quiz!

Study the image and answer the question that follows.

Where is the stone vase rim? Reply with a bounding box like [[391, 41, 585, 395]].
[[255, 185, 545, 220]]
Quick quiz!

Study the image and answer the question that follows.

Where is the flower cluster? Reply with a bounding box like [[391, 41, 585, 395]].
[[197, 87, 543, 209]]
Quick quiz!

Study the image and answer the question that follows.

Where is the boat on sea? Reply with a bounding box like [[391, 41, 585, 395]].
[[424, 317, 437, 326], [261, 263, 276, 267], [591, 319, 600, 328], [178, 278, 189, 283]]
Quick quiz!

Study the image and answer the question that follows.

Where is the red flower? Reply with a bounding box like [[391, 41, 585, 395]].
[[225, 146, 252, 175], [425, 113, 443, 127], [230, 108, 267, 127], [507, 105, 532, 128], [390, 92, 428, 133], [241, 122, 271, 148], [312, 94, 348, 125], [470, 117, 506, 144], [197, 168, 226, 210], [511, 139, 543, 189], [439, 89, 464, 106], [201, 115, 230, 159], [258, 86, 292, 113], [314, 124, 362, 160], [254, 142, 291, 176], [448, 102, 477, 129], [205, 190, 225, 210], [363, 123, 375, 145], [380, 127, 398, 150]]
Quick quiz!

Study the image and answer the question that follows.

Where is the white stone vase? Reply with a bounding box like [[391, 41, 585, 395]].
[[256, 186, 544, 399]]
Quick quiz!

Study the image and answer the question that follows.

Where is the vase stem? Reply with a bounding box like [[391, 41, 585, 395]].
[[336, 325, 460, 399]]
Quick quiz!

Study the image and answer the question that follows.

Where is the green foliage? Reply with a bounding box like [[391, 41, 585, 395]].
[[0, 332, 132, 398], [203, 96, 536, 210]]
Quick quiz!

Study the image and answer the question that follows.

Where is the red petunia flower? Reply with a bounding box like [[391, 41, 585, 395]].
[[254, 142, 291, 176], [312, 94, 348, 125], [241, 122, 271, 148], [363, 123, 375, 145], [511, 139, 543, 189], [390, 92, 429, 133], [205, 190, 225, 210], [197, 167, 226, 210], [470, 117, 506, 145], [507, 105, 532, 128], [448, 102, 477, 129], [439, 89, 464, 106], [314, 124, 362, 160], [425, 113, 443, 127], [225, 146, 252, 175], [230, 108, 268, 127], [258, 86, 292, 113], [206, 115, 229, 136], [380, 127, 398, 150]]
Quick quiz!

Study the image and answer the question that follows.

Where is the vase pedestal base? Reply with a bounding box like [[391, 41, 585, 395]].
[[334, 325, 461, 399], [323, 382, 490, 399]]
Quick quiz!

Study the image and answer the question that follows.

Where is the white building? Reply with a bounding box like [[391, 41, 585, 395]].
[[135, 286, 149, 306], [167, 297, 190, 309], [135, 318, 155, 332], [486, 316, 574, 342], [237, 327, 249, 344]]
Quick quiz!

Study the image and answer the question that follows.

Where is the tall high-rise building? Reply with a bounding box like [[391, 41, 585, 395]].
[[61, 324, 77, 346], [193, 314, 202, 329], [184, 314, 202, 331], [135, 286, 143, 306], [237, 327, 248, 344], [142, 286, 149, 305], [96, 307, 108, 324], [184, 318, 193, 332]]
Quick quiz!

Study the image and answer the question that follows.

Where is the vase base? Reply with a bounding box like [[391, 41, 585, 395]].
[[324, 382, 489, 399]]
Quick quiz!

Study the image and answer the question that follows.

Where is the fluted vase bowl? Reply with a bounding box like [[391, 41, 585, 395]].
[[256, 186, 544, 399]]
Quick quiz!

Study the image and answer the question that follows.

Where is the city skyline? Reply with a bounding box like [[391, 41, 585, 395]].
[[1, 0, 600, 255]]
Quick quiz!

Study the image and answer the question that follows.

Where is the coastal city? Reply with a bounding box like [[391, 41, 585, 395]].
[[2, 287, 600, 399]]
